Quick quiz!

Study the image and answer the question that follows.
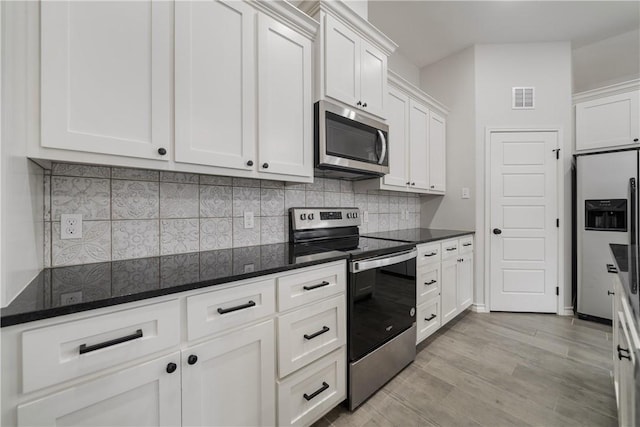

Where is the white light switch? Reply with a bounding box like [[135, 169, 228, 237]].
[[244, 211, 254, 229], [461, 188, 470, 199]]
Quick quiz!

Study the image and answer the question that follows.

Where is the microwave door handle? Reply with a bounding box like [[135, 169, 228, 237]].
[[377, 130, 387, 165]]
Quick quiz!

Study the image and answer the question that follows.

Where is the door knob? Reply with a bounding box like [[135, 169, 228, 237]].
[[157, 147, 167, 156], [262, 163, 269, 169], [246, 160, 254, 166], [166, 362, 177, 374], [187, 355, 198, 365], [493, 228, 502, 235]]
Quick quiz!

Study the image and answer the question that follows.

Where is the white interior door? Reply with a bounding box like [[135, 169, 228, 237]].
[[490, 131, 558, 312]]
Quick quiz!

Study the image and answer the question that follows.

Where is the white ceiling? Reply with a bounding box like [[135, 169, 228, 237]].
[[367, 1, 640, 68]]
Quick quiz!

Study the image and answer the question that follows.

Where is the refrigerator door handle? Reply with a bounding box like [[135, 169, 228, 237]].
[[630, 177, 638, 293]]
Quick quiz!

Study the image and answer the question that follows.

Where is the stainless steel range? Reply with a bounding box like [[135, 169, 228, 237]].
[[289, 207, 417, 410]]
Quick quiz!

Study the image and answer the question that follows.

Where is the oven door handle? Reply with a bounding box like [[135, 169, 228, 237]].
[[351, 249, 417, 273]]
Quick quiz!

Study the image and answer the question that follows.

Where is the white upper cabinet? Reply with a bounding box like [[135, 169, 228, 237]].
[[359, 40, 387, 118], [428, 110, 446, 192], [257, 14, 313, 177], [409, 99, 430, 190], [383, 87, 409, 188], [174, 0, 256, 171], [40, 1, 172, 161], [574, 85, 639, 152]]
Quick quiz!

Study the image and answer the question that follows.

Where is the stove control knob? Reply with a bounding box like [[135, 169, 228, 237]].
[[300, 213, 306, 220], [354, 212, 358, 218], [346, 213, 352, 219], [308, 213, 315, 220]]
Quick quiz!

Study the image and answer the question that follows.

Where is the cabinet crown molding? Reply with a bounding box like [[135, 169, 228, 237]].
[[388, 70, 449, 116], [297, 0, 398, 55], [251, 0, 319, 39], [573, 78, 640, 104]]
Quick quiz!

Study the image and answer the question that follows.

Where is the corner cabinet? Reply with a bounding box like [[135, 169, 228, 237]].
[[30, 0, 318, 183], [355, 71, 449, 195], [574, 81, 640, 152]]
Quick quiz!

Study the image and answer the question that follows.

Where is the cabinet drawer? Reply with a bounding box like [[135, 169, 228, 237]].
[[440, 240, 459, 260], [417, 242, 440, 265], [277, 295, 346, 377], [22, 300, 180, 393], [187, 279, 275, 341], [459, 235, 474, 254], [277, 347, 346, 427], [417, 265, 440, 305], [277, 262, 346, 312], [417, 299, 441, 344]]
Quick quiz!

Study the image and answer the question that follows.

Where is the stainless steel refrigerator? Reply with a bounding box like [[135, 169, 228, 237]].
[[576, 149, 638, 321]]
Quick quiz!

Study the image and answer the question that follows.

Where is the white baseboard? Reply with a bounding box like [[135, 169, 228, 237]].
[[558, 306, 574, 316], [470, 303, 489, 313]]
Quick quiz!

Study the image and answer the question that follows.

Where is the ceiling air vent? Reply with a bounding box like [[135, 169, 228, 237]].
[[512, 87, 535, 109]]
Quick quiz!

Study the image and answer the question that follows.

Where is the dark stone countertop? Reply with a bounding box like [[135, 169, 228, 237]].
[[1, 244, 348, 327], [362, 228, 474, 244], [610, 243, 639, 326]]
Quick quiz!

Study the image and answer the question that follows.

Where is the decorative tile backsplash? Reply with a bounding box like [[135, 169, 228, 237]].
[[43, 163, 421, 267]]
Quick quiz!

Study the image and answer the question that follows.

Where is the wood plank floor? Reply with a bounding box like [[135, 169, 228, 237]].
[[315, 311, 617, 427]]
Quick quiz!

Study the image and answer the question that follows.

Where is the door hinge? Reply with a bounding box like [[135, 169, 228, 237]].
[[553, 148, 560, 159], [556, 218, 560, 228], [556, 286, 559, 296]]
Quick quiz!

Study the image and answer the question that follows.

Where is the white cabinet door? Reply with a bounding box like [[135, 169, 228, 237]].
[[359, 40, 387, 119], [576, 90, 640, 151], [457, 252, 473, 311], [257, 14, 312, 178], [440, 258, 458, 326], [175, 0, 256, 170], [17, 352, 181, 427], [408, 99, 430, 190], [41, 1, 172, 160], [182, 320, 276, 427], [428, 110, 446, 192], [324, 15, 360, 109], [384, 87, 409, 188], [616, 310, 636, 427]]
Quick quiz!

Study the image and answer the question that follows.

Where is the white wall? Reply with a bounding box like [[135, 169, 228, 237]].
[[342, 0, 367, 20], [474, 42, 573, 311], [1, 2, 43, 306], [573, 29, 640, 93], [419, 46, 476, 231], [388, 50, 420, 87]]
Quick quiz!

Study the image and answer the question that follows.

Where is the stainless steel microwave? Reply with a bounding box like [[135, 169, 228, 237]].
[[315, 100, 389, 179]]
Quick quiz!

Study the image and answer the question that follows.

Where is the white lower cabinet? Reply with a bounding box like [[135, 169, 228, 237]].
[[416, 298, 441, 343], [17, 352, 181, 426], [182, 320, 276, 427], [457, 253, 473, 310], [440, 257, 459, 325]]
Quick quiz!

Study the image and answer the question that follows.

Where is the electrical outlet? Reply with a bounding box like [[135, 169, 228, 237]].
[[60, 214, 83, 239], [461, 187, 470, 199], [244, 211, 254, 229], [60, 291, 83, 306]]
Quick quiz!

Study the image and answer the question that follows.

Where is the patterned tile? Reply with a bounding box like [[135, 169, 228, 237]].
[[368, 213, 379, 233], [112, 220, 159, 261], [306, 177, 324, 192], [232, 177, 260, 188], [355, 194, 368, 212], [160, 219, 199, 255], [379, 194, 390, 213], [340, 180, 354, 193], [44, 175, 51, 221], [389, 196, 401, 213], [306, 190, 323, 207], [233, 187, 261, 217], [112, 258, 160, 296], [200, 249, 233, 281], [283, 216, 290, 243], [379, 213, 390, 232], [261, 188, 284, 216], [112, 180, 159, 220], [324, 192, 341, 207], [285, 189, 306, 211], [200, 185, 232, 218], [51, 176, 111, 220], [261, 216, 285, 244], [160, 183, 199, 218], [261, 179, 284, 189], [285, 181, 306, 190], [112, 167, 159, 182], [52, 162, 110, 178], [44, 222, 51, 268], [233, 217, 261, 247], [324, 179, 341, 192], [160, 253, 199, 287], [389, 213, 400, 231], [160, 171, 199, 184], [367, 193, 379, 213], [232, 246, 262, 274], [340, 192, 355, 207], [52, 221, 111, 266], [200, 175, 232, 186], [200, 218, 233, 251], [399, 197, 409, 214], [409, 196, 418, 213], [51, 263, 111, 306]]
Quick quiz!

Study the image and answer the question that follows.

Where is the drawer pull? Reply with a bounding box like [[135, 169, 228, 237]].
[[304, 326, 330, 340], [618, 345, 631, 361], [217, 300, 256, 315], [425, 314, 437, 321], [79, 329, 143, 355], [424, 280, 437, 286], [446, 247, 457, 252], [424, 252, 437, 257], [303, 382, 330, 401], [303, 281, 330, 291], [462, 243, 472, 247]]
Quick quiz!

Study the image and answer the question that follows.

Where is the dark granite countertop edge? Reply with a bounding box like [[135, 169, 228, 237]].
[[1, 253, 349, 328], [363, 228, 475, 244]]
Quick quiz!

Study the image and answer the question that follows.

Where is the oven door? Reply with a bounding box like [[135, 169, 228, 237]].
[[348, 250, 416, 362], [316, 100, 389, 176]]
